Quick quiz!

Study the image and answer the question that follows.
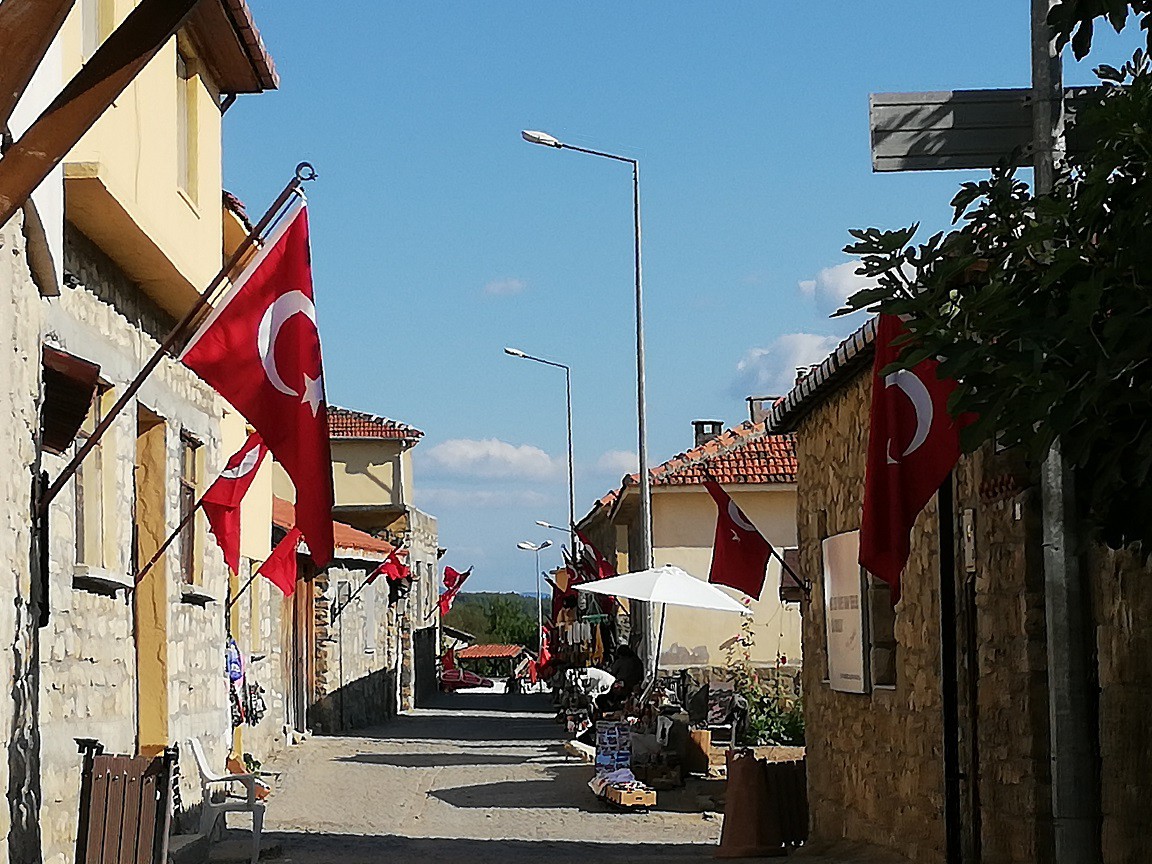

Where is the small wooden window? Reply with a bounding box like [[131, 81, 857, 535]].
[[74, 388, 109, 567], [178, 433, 202, 584], [176, 52, 198, 199]]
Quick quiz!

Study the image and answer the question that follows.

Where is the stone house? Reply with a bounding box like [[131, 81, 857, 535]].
[[578, 420, 801, 678], [765, 319, 1152, 864], [2, 1, 280, 859]]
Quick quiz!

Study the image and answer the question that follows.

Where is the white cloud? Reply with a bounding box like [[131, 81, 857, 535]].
[[798, 262, 878, 316], [483, 277, 527, 296], [596, 449, 639, 476], [423, 438, 560, 480], [734, 332, 841, 397]]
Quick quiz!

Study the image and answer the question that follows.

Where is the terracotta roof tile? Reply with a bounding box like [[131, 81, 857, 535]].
[[272, 497, 394, 558], [456, 644, 526, 660], [622, 421, 797, 489], [327, 405, 423, 441]]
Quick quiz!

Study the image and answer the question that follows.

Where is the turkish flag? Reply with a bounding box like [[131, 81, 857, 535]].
[[438, 566, 471, 616], [202, 432, 268, 574], [576, 529, 615, 581], [180, 200, 335, 567], [860, 314, 966, 600], [443, 565, 471, 592], [704, 481, 773, 599], [256, 527, 303, 597], [367, 549, 408, 584]]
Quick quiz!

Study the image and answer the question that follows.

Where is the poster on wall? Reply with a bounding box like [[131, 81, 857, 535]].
[[822, 530, 866, 693]]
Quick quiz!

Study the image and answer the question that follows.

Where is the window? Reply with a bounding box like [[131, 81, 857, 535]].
[[81, 0, 109, 61], [176, 52, 198, 199], [178, 433, 202, 584], [822, 530, 898, 693], [74, 388, 109, 567]]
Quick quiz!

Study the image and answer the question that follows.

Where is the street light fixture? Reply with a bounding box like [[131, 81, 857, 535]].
[[504, 347, 576, 557], [521, 128, 654, 660], [535, 520, 567, 533], [517, 539, 553, 648]]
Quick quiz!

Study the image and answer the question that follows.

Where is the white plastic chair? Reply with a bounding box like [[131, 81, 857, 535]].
[[187, 738, 265, 863]]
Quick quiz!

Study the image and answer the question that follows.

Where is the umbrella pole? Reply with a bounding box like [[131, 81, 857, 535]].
[[640, 603, 667, 704]]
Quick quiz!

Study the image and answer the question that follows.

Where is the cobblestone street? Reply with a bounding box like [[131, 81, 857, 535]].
[[226, 691, 721, 862]]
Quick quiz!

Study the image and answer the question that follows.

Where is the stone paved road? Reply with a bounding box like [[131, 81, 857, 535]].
[[221, 690, 723, 863]]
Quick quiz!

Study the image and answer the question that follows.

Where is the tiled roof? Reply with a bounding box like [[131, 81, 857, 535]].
[[456, 644, 526, 660], [619, 421, 797, 490], [222, 191, 252, 231], [272, 497, 394, 558], [766, 318, 878, 435], [327, 406, 424, 441]]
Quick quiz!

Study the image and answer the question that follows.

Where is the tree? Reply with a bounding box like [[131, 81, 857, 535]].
[[485, 596, 537, 648], [841, 52, 1152, 550], [1048, 1, 1152, 59]]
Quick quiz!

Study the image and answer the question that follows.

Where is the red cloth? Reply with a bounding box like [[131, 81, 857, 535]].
[[180, 201, 334, 567], [860, 314, 967, 600], [256, 527, 303, 596], [202, 432, 268, 574], [575, 529, 615, 581], [367, 549, 410, 584], [438, 566, 471, 615], [704, 481, 773, 599], [442, 647, 456, 672], [443, 565, 471, 592]]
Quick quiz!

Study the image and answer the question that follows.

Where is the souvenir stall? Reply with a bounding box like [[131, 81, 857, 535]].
[[573, 565, 751, 809]]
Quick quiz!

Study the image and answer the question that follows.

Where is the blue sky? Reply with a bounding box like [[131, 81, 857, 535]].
[[224, 3, 1140, 592]]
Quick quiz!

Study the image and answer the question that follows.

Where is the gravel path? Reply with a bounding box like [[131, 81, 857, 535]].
[[223, 691, 722, 862]]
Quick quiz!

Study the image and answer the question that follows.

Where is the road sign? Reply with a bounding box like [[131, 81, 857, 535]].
[[869, 87, 1097, 172]]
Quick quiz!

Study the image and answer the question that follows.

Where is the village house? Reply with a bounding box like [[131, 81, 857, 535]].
[[578, 419, 801, 681], [0, 0, 282, 858], [766, 318, 1152, 864]]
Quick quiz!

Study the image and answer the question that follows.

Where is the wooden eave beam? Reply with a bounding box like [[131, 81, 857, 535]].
[[0, 0, 76, 132], [0, 0, 205, 228]]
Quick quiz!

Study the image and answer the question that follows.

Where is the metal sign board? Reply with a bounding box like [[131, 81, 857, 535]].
[[870, 87, 1098, 172], [822, 530, 866, 694]]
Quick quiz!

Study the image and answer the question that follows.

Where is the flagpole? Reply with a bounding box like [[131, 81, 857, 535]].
[[37, 163, 318, 515], [225, 568, 261, 613], [330, 557, 392, 625], [133, 496, 203, 584]]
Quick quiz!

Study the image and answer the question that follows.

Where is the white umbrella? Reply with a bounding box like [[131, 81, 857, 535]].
[[574, 564, 751, 615], [575, 565, 751, 691]]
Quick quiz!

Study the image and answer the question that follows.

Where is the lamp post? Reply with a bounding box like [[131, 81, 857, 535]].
[[535, 520, 567, 534], [505, 347, 576, 555], [521, 128, 654, 660], [516, 539, 552, 648]]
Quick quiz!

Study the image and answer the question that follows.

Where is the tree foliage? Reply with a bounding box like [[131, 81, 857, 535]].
[[1048, 1, 1152, 59], [840, 53, 1152, 550], [443, 592, 538, 648]]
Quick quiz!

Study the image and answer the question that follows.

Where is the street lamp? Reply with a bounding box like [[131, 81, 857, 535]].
[[535, 519, 567, 533], [505, 347, 576, 555], [517, 539, 552, 648], [519, 131, 651, 575]]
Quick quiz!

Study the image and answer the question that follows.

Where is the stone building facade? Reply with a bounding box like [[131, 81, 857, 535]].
[[767, 319, 1152, 864]]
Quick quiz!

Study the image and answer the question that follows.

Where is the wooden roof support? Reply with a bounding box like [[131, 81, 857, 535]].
[[0, 0, 76, 131], [0, 0, 205, 228]]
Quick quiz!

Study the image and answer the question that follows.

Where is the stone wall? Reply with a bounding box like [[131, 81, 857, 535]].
[[795, 370, 947, 863], [1091, 543, 1152, 864], [0, 216, 44, 862], [795, 361, 1152, 864], [310, 561, 402, 733], [37, 228, 233, 860]]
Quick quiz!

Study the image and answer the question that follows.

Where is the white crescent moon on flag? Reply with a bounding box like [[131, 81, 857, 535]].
[[219, 445, 262, 480], [884, 369, 934, 463], [257, 290, 317, 398], [728, 500, 758, 533]]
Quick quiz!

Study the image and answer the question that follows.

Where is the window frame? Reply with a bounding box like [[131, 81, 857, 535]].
[[175, 50, 198, 200], [178, 432, 203, 585], [74, 386, 110, 568]]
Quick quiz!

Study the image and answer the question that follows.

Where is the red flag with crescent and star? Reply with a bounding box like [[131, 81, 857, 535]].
[[180, 199, 335, 567], [438, 566, 472, 616], [860, 314, 967, 600], [256, 527, 303, 597], [201, 431, 268, 574], [704, 481, 773, 599]]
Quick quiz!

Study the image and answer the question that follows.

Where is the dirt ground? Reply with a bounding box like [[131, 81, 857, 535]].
[[216, 690, 723, 862]]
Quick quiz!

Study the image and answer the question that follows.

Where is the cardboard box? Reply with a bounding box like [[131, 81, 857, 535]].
[[607, 785, 656, 808]]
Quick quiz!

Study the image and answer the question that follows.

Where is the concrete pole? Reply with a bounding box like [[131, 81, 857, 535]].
[[1032, 2, 1101, 861]]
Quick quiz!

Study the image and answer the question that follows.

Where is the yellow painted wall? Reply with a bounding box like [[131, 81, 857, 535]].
[[645, 485, 802, 669], [330, 439, 402, 508], [61, 1, 223, 304]]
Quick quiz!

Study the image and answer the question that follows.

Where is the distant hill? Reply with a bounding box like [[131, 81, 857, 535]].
[[443, 592, 538, 646]]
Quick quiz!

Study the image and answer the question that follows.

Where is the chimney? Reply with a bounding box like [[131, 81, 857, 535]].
[[745, 398, 779, 424], [692, 420, 724, 447]]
